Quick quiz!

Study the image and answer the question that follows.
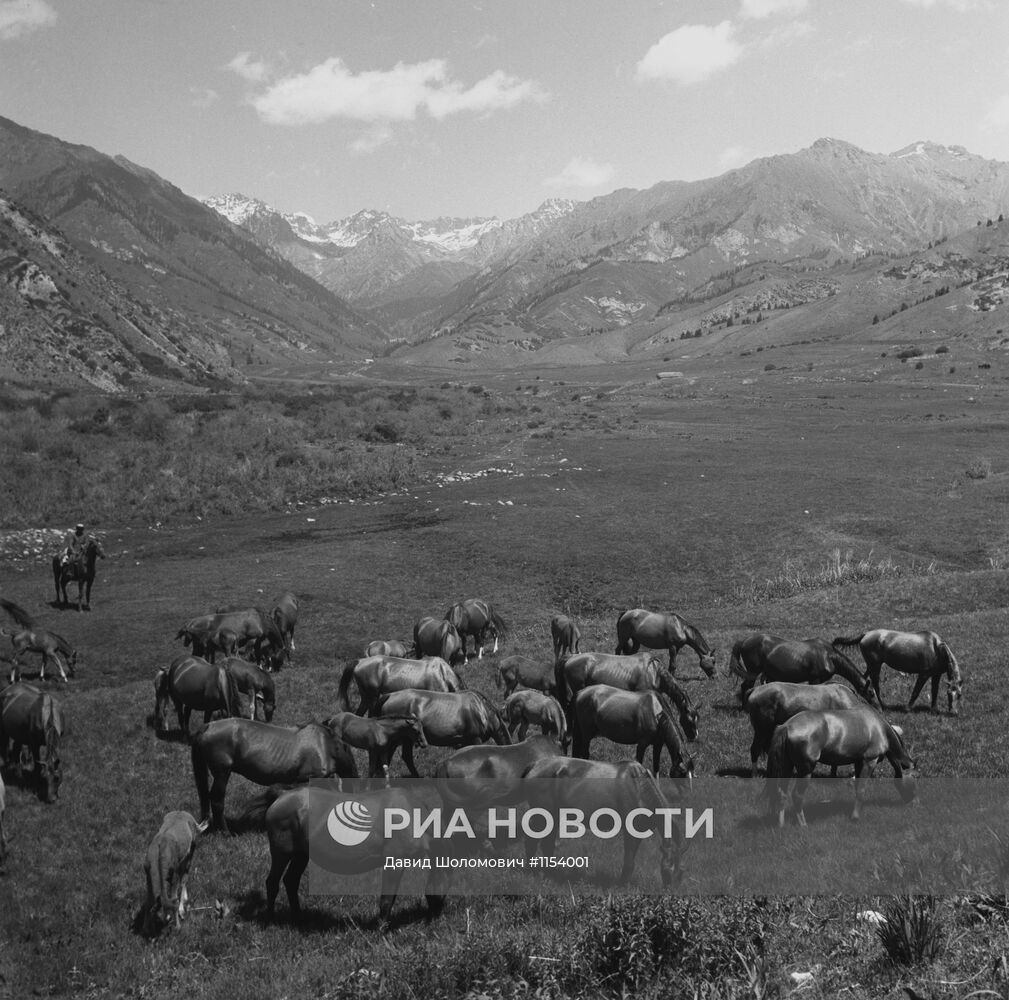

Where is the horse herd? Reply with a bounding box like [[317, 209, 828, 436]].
[[0, 583, 964, 934]]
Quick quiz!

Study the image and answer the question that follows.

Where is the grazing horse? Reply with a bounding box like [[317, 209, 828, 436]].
[[324, 711, 427, 780], [744, 681, 867, 776], [503, 690, 569, 750], [413, 617, 466, 667], [52, 535, 105, 611], [0, 682, 63, 802], [271, 592, 299, 657], [550, 615, 581, 665], [729, 633, 877, 705], [556, 651, 699, 740], [191, 717, 359, 832], [364, 639, 413, 658], [523, 757, 684, 888], [178, 609, 288, 670], [3, 627, 76, 683], [154, 656, 240, 738], [494, 655, 557, 699], [375, 689, 511, 777], [221, 657, 276, 722], [766, 707, 915, 826], [833, 629, 962, 716], [142, 811, 208, 936], [445, 598, 507, 659], [615, 608, 717, 677], [263, 783, 447, 928], [572, 685, 694, 780], [337, 655, 464, 716], [433, 734, 565, 810]]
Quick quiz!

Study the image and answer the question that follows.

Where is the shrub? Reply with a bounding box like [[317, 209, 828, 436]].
[[915, 361, 924, 369], [965, 457, 992, 480], [936, 345, 949, 354], [876, 896, 944, 966], [896, 346, 924, 360]]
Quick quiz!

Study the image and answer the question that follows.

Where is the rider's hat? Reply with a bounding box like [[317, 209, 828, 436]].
[[75, 522, 84, 530]]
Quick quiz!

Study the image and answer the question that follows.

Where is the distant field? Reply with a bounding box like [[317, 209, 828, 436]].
[[2, 363, 1009, 999]]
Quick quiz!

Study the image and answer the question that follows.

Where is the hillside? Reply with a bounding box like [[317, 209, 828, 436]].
[[0, 116, 385, 388]]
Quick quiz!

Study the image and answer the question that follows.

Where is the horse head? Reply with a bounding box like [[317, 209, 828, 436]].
[[698, 649, 717, 678], [38, 753, 62, 803], [406, 714, 428, 750], [88, 536, 106, 561]]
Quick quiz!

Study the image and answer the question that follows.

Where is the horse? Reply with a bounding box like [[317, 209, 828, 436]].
[[550, 615, 581, 665], [833, 629, 962, 716], [445, 598, 507, 659], [190, 717, 359, 832], [572, 685, 694, 780], [271, 592, 299, 657], [220, 657, 276, 722], [766, 706, 916, 826], [262, 783, 447, 928], [154, 655, 240, 739], [744, 681, 867, 776], [523, 757, 684, 888], [0, 681, 63, 802], [3, 627, 77, 683], [337, 655, 464, 716], [142, 811, 208, 936], [52, 535, 106, 611], [413, 617, 466, 667], [433, 734, 566, 811], [178, 608, 288, 670], [323, 711, 427, 780], [728, 633, 878, 705], [502, 690, 569, 750], [364, 639, 413, 658], [494, 655, 557, 699], [615, 608, 717, 678], [375, 689, 511, 777], [556, 651, 699, 740]]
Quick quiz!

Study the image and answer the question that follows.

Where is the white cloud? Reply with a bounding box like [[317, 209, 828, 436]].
[[227, 52, 270, 83], [982, 95, 1009, 130], [350, 125, 394, 155], [0, 0, 56, 40], [543, 157, 615, 190], [740, 0, 808, 17], [249, 57, 545, 126], [717, 146, 755, 172], [636, 22, 743, 86]]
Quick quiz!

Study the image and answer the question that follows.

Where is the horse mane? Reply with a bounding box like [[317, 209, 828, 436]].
[[680, 618, 710, 653], [938, 642, 962, 685]]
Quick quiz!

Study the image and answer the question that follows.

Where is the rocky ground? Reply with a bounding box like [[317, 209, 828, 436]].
[[0, 527, 64, 566]]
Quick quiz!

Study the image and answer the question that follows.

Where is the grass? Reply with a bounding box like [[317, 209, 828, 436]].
[[3, 368, 1009, 997]]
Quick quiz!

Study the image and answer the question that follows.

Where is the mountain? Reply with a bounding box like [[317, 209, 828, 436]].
[[201, 194, 579, 336], [0, 115, 385, 389]]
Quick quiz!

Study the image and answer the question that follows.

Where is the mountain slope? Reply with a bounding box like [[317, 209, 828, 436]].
[[0, 115, 385, 387]]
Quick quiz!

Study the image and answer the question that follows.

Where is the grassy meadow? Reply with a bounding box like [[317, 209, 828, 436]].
[[2, 359, 1009, 999]]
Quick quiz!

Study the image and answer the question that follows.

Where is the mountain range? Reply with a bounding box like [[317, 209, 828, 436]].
[[4, 109, 1009, 389]]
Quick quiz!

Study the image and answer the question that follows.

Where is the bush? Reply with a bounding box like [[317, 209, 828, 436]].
[[896, 346, 924, 360], [936, 345, 949, 354], [877, 896, 944, 966], [965, 457, 992, 480]]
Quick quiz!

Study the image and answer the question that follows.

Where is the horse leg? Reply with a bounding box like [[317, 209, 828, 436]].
[[668, 646, 677, 675], [750, 733, 764, 777], [851, 760, 871, 822], [282, 853, 308, 918], [791, 773, 810, 828], [617, 832, 642, 885], [378, 866, 405, 931], [906, 673, 929, 713], [929, 673, 942, 714], [265, 848, 290, 920], [517, 720, 529, 742], [210, 773, 230, 833], [402, 742, 421, 779]]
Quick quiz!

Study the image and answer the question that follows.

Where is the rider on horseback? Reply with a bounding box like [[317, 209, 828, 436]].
[[61, 523, 86, 571]]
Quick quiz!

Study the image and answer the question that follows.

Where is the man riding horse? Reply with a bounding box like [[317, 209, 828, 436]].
[[61, 523, 87, 574]]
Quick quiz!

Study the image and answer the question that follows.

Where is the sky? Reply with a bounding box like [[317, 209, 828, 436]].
[[1, 0, 1009, 224]]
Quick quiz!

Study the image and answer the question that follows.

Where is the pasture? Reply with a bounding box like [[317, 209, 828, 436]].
[[2, 363, 1009, 998]]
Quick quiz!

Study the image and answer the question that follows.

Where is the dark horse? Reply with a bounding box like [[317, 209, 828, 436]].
[[494, 655, 557, 699], [615, 608, 717, 678], [262, 782, 447, 929], [572, 684, 694, 780], [154, 655, 240, 739], [271, 592, 299, 658], [765, 706, 915, 826], [833, 629, 962, 716], [52, 536, 105, 611], [337, 655, 464, 716], [729, 633, 878, 705], [220, 657, 276, 723], [375, 689, 511, 777], [413, 617, 466, 667], [445, 598, 507, 660], [0, 681, 64, 802], [556, 651, 699, 740], [191, 717, 359, 832], [523, 757, 685, 888], [324, 711, 427, 780]]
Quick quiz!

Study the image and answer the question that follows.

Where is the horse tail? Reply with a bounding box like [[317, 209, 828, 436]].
[[231, 784, 290, 833], [763, 724, 794, 818], [337, 661, 358, 713], [832, 633, 866, 650], [0, 598, 34, 628], [490, 609, 507, 640], [554, 654, 571, 712], [570, 696, 586, 757], [219, 665, 241, 718], [727, 641, 761, 681], [190, 732, 211, 822], [493, 663, 504, 690], [42, 696, 60, 762], [614, 609, 628, 652]]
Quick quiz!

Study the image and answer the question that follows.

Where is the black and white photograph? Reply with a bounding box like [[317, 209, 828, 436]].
[[2, 1, 1009, 996]]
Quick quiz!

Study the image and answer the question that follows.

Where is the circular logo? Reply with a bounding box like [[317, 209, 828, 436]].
[[326, 800, 373, 847]]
